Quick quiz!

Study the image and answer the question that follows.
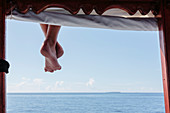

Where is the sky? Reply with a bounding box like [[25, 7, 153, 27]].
[[6, 19, 163, 93]]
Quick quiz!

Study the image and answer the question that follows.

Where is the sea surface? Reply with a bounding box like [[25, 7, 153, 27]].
[[7, 93, 165, 113]]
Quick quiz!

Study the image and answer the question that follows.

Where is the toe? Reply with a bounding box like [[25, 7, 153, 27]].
[[44, 68, 47, 72], [45, 67, 51, 72], [50, 70, 54, 73], [58, 66, 61, 70]]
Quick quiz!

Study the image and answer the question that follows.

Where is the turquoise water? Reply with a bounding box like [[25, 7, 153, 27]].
[[7, 93, 165, 113]]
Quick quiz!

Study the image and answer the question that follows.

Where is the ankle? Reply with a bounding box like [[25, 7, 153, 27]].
[[44, 39, 56, 47]]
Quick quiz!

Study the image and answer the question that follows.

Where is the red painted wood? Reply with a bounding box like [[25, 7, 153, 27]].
[[158, 0, 170, 113], [159, 24, 170, 113], [5, 0, 160, 15], [0, 0, 6, 112]]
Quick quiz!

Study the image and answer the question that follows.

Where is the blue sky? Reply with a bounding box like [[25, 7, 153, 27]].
[[6, 20, 163, 93]]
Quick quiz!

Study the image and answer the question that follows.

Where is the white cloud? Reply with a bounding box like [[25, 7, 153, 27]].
[[16, 77, 30, 87], [21, 77, 30, 81], [16, 78, 44, 88], [55, 81, 64, 87], [33, 78, 44, 85], [16, 81, 26, 87], [45, 81, 65, 92], [86, 78, 95, 86], [45, 85, 51, 91], [8, 77, 67, 92]]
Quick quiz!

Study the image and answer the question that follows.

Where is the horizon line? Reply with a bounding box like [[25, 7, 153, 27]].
[[6, 91, 163, 94]]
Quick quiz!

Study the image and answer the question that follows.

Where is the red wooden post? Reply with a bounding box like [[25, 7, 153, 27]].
[[0, 0, 6, 112], [158, 0, 170, 113], [159, 25, 170, 113]]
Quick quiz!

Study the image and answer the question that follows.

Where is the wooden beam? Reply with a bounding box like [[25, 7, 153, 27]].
[[5, 0, 160, 15], [159, 24, 170, 113], [0, 0, 6, 112], [158, 0, 170, 113]]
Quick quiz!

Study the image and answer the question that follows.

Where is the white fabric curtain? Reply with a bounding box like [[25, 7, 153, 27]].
[[7, 8, 158, 31]]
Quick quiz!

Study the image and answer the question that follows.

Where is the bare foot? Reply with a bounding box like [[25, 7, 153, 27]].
[[44, 43, 64, 72], [44, 58, 54, 72], [44, 42, 64, 72], [40, 39, 61, 72], [56, 42, 64, 58]]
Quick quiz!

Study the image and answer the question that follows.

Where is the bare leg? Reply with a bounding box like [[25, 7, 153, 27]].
[[41, 24, 61, 72], [40, 24, 64, 58], [40, 24, 48, 35], [40, 24, 54, 72], [40, 24, 63, 72]]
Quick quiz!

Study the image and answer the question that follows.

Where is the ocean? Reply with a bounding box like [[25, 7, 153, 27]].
[[7, 93, 165, 113]]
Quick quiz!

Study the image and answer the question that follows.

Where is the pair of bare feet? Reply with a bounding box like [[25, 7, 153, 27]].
[[40, 41, 64, 72], [40, 24, 64, 72]]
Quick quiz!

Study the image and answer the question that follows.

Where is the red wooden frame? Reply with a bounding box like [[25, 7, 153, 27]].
[[0, 0, 6, 112], [5, 0, 160, 15], [1, 0, 170, 113]]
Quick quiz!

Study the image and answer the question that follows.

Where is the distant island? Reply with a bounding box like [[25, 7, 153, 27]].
[[7, 92, 121, 95], [105, 92, 121, 94]]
